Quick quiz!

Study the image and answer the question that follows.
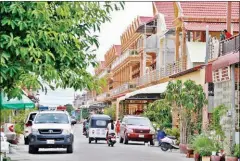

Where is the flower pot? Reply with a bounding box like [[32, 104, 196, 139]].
[[225, 156, 238, 161], [202, 156, 211, 161], [179, 143, 187, 154], [194, 153, 200, 161], [211, 155, 221, 161]]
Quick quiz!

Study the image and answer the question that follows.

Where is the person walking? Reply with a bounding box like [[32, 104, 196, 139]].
[[115, 119, 120, 137]]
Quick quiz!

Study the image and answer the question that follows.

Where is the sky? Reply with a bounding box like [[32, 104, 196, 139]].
[[39, 2, 153, 107]]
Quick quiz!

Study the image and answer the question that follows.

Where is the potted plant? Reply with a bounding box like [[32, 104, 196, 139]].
[[226, 144, 240, 161], [192, 134, 215, 161], [210, 138, 223, 161]]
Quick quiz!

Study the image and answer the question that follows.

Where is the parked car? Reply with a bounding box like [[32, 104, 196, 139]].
[[3, 123, 16, 144], [28, 111, 74, 154], [119, 115, 155, 145], [0, 132, 10, 154], [24, 111, 38, 145]]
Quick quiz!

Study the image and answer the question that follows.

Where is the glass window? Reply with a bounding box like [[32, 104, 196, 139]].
[[126, 118, 151, 126], [34, 113, 69, 124], [90, 119, 109, 128]]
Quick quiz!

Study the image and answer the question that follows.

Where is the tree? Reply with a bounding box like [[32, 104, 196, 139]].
[[143, 99, 172, 129], [65, 104, 74, 114], [104, 105, 116, 120], [0, 2, 124, 99], [165, 80, 207, 145]]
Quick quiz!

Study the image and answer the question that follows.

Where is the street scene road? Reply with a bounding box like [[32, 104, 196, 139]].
[[9, 124, 190, 161]]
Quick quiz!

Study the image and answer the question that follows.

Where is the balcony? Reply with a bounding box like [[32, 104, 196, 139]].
[[134, 57, 187, 87], [96, 92, 108, 102], [219, 34, 239, 56], [137, 34, 158, 53], [111, 49, 139, 70], [209, 34, 239, 60], [110, 82, 136, 97], [98, 69, 108, 79]]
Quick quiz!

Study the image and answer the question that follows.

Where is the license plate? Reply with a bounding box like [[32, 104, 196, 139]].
[[139, 135, 144, 138], [47, 140, 55, 144]]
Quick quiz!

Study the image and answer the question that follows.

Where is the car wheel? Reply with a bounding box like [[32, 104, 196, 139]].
[[119, 136, 123, 143], [123, 134, 128, 144], [150, 140, 154, 146], [28, 145, 38, 154], [67, 144, 73, 153], [88, 138, 92, 144], [24, 137, 29, 145]]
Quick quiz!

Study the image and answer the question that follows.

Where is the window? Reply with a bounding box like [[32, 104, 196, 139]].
[[126, 118, 151, 126], [34, 113, 69, 124], [96, 120, 107, 126]]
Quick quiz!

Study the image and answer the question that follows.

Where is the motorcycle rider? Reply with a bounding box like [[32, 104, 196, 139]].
[[106, 119, 115, 143]]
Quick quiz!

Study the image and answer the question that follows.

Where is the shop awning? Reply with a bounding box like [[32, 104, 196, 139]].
[[0, 92, 35, 109], [212, 51, 239, 71], [125, 82, 169, 99]]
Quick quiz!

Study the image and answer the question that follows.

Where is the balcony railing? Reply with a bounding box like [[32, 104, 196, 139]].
[[219, 34, 239, 56], [110, 83, 136, 97], [134, 57, 186, 87], [111, 49, 139, 70], [98, 69, 108, 79], [209, 34, 239, 60]]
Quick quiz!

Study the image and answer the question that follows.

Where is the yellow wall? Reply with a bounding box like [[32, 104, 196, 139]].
[[171, 68, 205, 86]]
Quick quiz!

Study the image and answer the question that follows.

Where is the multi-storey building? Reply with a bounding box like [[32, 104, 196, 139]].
[[87, 2, 239, 125]]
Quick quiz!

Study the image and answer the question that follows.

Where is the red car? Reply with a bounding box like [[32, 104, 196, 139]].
[[119, 115, 155, 145]]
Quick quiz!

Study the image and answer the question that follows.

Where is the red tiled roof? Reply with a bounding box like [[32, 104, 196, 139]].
[[179, 2, 239, 19], [139, 16, 154, 24], [153, 2, 175, 29], [184, 22, 239, 32], [113, 45, 121, 55]]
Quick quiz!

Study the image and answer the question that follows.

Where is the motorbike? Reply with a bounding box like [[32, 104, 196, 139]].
[[159, 136, 179, 151], [107, 133, 116, 147]]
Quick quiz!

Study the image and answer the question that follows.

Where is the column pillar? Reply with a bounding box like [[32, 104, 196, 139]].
[[175, 28, 180, 61], [226, 2, 232, 33]]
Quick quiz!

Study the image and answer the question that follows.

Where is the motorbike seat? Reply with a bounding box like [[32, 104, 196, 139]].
[[167, 136, 176, 139]]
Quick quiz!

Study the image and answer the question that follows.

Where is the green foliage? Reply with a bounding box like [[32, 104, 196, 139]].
[[104, 105, 116, 120], [165, 127, 180, 140], [13, 109, 36, 134], [234, 144, 240, 158], [0, 2, 124, 99], [65, 104, 74, 115], [81, 108, 89, 120], [144, 99, 172, 129], [192, 134, 215, 156], [0, 109, 12, 123], [210, 104, 229, 139], [165, 80, 207, 144]]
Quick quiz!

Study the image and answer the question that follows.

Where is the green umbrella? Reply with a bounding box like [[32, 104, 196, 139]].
[[0, 92, 35, 109]]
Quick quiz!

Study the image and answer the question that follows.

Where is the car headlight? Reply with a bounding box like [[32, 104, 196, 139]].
[[126, 128, 133, 133], [31, 128, 39, 134], [62, 129, 71, 135], [149, 128, 155, 134]]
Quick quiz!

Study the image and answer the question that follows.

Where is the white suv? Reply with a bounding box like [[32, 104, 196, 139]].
[[28, 111, 74, 154], [24, 111, 38, 145]]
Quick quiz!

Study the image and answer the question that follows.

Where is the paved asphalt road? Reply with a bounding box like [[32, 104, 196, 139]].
[[9, 124, 191, 161]]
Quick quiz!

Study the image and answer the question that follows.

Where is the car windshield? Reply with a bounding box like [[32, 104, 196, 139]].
[[127, 118, 151, 126], [34, 113, 69, 124]]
